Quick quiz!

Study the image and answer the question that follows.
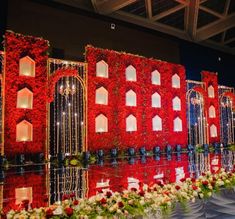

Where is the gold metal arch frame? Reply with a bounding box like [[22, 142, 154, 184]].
[[46, 58, 88, 160], [186, 80, 208, 146], [219, 93, 234, 144]]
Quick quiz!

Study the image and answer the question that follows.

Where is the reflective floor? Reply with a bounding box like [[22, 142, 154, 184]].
[[1, 150, 235, 218]]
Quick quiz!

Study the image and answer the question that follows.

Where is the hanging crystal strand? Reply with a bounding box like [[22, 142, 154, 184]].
[[62, 77, 66, 154], [68, 81, 72, 155], [75, 80, 78, 155], [80, 66, 83, 152], [56, 81, 59, 155], [53, 62, 56, 157], [71, 76, 74, 154]]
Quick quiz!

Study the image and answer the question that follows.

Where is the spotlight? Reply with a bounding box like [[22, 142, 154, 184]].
[[111, 23, 116, 30]]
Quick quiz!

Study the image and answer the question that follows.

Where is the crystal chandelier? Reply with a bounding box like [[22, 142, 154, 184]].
[[59, 80, 76, 98]]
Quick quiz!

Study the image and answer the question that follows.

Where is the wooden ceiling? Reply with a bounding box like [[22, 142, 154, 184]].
[[53, 0, 235, 54]]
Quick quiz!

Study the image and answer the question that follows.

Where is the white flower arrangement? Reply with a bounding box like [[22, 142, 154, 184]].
[[4, 168, 235, 219]]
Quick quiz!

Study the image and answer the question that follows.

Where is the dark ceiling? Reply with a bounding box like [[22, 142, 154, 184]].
[[53, 0, 235, 54]]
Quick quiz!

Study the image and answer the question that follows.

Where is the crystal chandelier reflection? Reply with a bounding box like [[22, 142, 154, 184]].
[[59, 80, 76, 98]]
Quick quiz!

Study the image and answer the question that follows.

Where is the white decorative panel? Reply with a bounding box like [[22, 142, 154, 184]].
[[126, 114, 137, 132], [16, 120, 33, 142], [17, 88, 33, 109], [125, 65, 136, 81], [19, 56, 35, 77], [172, 96, 181, 111], [209, 105, 216, 118], [126, 90, 137, 106], [96, 60, 108, 78], [152, 115, 162, 131], [173, 117, 182, 132], [208, 85, 215, 98], [151, 92, 161, 108], [95, 114, 108, 133], [210, 124, 217, 137], [151, 70, 161, 85], [172, 74, 180, 88], [95, 87, 108, 105]]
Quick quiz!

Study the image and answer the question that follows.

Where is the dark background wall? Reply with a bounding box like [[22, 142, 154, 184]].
[[1, 0, 235, 87]]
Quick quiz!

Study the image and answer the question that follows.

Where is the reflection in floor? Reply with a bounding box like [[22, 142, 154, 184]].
[[1, 150, 235, 218]]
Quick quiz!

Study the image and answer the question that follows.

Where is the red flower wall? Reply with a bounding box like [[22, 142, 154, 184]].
[[4, 31, 48, 156], [86, 46, 187, 152], [201, 71, 220, 143], [3, 170, 48, 214]]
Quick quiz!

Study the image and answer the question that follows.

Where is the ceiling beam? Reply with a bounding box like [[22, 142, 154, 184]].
[[196, 13, 235, 41], [92, 0, 137, 14], [200, 0, 208, 4], [224, 37, 235, 44], [174, 0, 188, 4], [221, 31, 226, 43], [152, 4, 186, 21], [185, 0, 200, 39], [199, 6, 224, 19], [111, 11, 189, 40], [223, 0, 231, 16], [145, 0, 152, 19]]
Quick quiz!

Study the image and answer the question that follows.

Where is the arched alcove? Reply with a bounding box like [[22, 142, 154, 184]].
[[152, 115, 162, 131], [17, 87, 33, 109], [151, 92, 161, 108], [16, 120, 33, 142], [174, 117, 182, 132], [96, 60, 108, 78], [173, 96, 181, 111], [172, 74, 180, 88], [126, 65, 136, 81], [126, 90, 137, 106], [95, 114, 108, 133], [209, 105, 216, 118], [208, 85, 215, 98], [19, 56, 35, 77], [151, 70, 160, 85], [126, 114, 137, 131], [95, 86, 108, 105], [210, 124, 217, 137]]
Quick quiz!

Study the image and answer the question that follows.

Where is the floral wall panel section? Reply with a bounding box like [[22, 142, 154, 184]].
[[4, 31, 49, 156], [201, 71, 220, 143], [86, 46, 187, 151]]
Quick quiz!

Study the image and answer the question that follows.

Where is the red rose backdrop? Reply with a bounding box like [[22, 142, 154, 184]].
[[201, 71, 220, 144], [4, 31, 49, 156], [86, 46, 187, 152]]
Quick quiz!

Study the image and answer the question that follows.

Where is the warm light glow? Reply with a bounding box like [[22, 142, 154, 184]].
[[126, 114, 137, 131], [16, 120, 33, 142], [19, 56, 35, 77], [172, 74, 180, 88], [17, 88, 33, 109], [96, 87, 108, 105], [126, 90, 137, 106], [173, 96, 181, 111], [95, 114, 108, 133], [152, 115, 162, 131], [15, 187, 32, 205], [209, 105, 216, 118], [151, 92, 161, 108], [210, 124, 217, 137], [151, 70, 161, 85], [174, 117, 182, 132], [96, 60, 108, 78], [125, 65, 137, 81], [208, 85, 215, 98]]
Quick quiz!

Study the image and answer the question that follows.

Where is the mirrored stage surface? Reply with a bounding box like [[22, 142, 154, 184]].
[[1, 150, 235, 218]]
